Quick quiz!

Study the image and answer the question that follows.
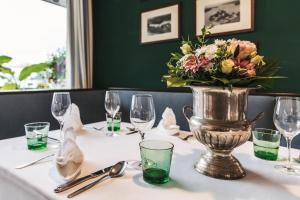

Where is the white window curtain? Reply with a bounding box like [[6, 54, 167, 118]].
[[66, 0, 93, 89]]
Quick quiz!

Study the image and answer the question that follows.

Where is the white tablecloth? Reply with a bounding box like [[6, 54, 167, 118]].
[[0, 122, 300, 200]]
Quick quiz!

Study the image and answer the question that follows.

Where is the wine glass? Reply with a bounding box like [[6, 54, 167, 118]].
[[51, 92, 71, 144], [130, 94, 156, 140], [104, 91, 120, 136], [273, 96, 300, 175]]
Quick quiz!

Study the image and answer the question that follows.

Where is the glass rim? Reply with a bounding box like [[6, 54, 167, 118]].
[[277, 96, 300, 101], [24, 122, 50, 128], [139, 140, 174, 150], [106, 111, 122, 114], [106, 90, 119, 94], [252, 128, 280, 135], [53, 92, 70, 95], [133, 94, 153, 98]]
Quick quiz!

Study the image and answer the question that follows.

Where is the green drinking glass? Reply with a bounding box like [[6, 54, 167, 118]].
[[139, 140, 174, 184], [24, 122, 50, 150], [106, 112, 121, 132], [252, 128, 281, 161]]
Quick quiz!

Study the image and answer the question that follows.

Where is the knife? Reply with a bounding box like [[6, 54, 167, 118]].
[[54, 165, 112, 193], [126, 130, 138, 135]]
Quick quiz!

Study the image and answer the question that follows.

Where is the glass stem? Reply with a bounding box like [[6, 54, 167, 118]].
[[59, 122, 64, 146], [286, 136, 292, 169], [139, 130, 145, 141]]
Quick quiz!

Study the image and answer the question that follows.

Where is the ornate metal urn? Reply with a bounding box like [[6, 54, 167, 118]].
[[183, 86, 262, 180]]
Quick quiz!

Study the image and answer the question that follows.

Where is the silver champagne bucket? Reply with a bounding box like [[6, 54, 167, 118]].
[[183, 86, 263, 180]]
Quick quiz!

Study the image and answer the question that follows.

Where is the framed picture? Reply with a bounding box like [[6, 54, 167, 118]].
[[195, 0, 254, 36], [140, 4, 180, 44]]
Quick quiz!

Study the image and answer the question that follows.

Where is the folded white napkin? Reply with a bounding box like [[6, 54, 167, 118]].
[[55, 129, 84, 181], [62, 103, 83, 133], [157, 107, 180, 135]]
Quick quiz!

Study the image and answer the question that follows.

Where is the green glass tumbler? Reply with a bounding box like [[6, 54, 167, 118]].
[[25, 122, 50, 150], [106, 112, 121, 132], [139, 140, 174, 184], [252, 128, 281, 161]]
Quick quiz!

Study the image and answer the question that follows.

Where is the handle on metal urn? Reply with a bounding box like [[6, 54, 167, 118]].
[[182, 105, 193, 122], [249, 112, 265, 128]]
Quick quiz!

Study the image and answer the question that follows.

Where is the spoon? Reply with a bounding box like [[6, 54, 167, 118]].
[[67, 161, 127, 198]]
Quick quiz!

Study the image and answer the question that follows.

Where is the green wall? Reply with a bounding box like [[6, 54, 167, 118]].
[[93, 0, 300, 93]]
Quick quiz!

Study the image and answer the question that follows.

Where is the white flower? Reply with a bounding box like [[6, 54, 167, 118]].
[[214, 39, 226, 46], [204, 44, 218, 60], [195, 46, 207, 57], [195, 44, 217, 60]]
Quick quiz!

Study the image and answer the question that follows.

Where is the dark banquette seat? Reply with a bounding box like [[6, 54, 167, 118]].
[[0, 88, 299, 149]]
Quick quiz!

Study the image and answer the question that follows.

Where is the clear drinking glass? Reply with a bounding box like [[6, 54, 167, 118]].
[[273, 96, 300, 175], [51, 92, 71, 144], [140, 140, 174, 184], [130, 94, 156, 140], [104, 91, 120, 136]]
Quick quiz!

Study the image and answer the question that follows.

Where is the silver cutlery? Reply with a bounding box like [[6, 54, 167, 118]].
[[54, 164, 112, 193], [126, 127, 135, 131], [15, 153, 55, 169], [126, 130, 139, 135], [67, 161, 127, 198], [93, 126, 104, 131], [84, 126, 104, 131], [48, 136, 60, 142]]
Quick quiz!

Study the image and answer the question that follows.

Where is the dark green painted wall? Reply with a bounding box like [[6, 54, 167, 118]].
[[93, 0, 300, 93]]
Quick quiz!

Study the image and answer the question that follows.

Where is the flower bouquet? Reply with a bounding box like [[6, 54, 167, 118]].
[[163, 26, 282, 89]]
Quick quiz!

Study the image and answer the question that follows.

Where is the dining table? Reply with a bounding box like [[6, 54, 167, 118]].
[[0, 121, 299, 200]]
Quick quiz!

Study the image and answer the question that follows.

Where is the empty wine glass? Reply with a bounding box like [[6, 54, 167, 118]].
[[105, 91, 120, 136], [273, 96, 300, 175], [130, 94, 156, 140], [51, 92, 71, 144]]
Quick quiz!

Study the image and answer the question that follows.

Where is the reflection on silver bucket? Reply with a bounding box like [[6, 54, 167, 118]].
[[183, 86, 263, 180]]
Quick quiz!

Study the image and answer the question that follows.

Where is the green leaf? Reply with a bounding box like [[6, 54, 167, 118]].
[[2, 82, 17, 90], [19, 63, 50, 81], [211, 77, 230, 84], [233, 45, 240, 58], [0, 66, 14, 75], [163, 76, 189, 87], [0, 56, 12, 65]]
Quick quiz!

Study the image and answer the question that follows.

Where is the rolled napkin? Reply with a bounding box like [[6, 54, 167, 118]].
[[55, 130, 84, 181], [62, 103, 83, 133], [157, 107, 180, 135]]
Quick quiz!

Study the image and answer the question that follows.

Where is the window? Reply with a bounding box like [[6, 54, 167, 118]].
[[0, 0, 67, 91]]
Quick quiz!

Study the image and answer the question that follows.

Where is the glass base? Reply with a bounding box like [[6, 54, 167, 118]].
[[274, 164, 300, 175], [143, 168, 169, 184], [27, 137, 47, 150], [126, 160, 142, 170], [106, 132, 119, 137]]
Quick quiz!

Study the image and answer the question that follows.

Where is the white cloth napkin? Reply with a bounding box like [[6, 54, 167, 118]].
[[55, 130, 84, 181], [157, 107, 180, 135], [62, 103, 83, 133]]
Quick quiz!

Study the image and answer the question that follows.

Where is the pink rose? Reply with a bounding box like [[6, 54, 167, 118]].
[[237, 41, 257, 60], [198, 56, 210, 67], [182, 55, 200, 73], [247, 69, 256, 77], [240, 60, 250, 68], [245, 63, 255, 70]]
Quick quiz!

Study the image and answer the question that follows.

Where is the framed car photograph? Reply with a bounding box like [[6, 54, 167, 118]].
[[140, 3, 180, 44], [195, 0, 254, 36]]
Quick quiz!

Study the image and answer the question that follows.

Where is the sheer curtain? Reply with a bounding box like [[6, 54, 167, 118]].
[[66, 0, 93, 89]]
